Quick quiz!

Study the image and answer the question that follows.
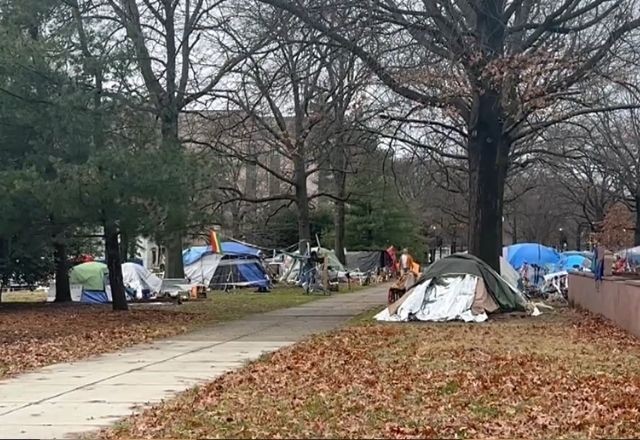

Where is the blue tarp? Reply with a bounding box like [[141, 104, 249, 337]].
[[237, 261, 268, 287], [562, 251, 594, 259], [505, 243, 561, 269], [183, 242, 261, 265], [80, 290, 110, 304], [557, 255, 591, 271]]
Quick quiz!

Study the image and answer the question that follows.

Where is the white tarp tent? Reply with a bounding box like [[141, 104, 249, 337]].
[[500, 256, 520, 290], [375, 275, 492, 323], [122, 262, 163, 299], [376, 254, 537, 323], [184, 253, 223, 285]]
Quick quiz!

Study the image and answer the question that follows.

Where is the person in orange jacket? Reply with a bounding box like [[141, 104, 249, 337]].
[[400, 248, 414, 275]]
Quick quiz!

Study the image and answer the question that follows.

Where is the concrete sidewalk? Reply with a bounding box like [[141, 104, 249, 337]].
[[0, 287, 385, 439]]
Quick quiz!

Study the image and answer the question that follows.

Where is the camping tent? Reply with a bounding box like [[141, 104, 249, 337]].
[[376, 254, 534, 323], [557, 254, 591, 271], [504, 243, 561, 269], [280, 247, 346, 284], [69, 262, 110, 304], [183, 242, 268, 289], [617, 246, 640, 265], [345, 250, 393, 273], [122, 262, 162, 299]]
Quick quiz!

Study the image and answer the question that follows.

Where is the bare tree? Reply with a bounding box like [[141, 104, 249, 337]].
[[96, 0, 254, 277], [589, 104, 640, 245], [257, 0, 640, 270], [198, 8, 360, 251]]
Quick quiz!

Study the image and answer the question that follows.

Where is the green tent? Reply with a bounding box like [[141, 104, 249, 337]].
[[69, 262, 108, 291], [419, 254, 527, 312]]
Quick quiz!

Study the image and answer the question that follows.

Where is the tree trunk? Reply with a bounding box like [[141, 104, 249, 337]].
[[334, 199, 346, 264], [161, 114, 185, 278], [165, 236, 184, 281], [635, 195, 640, 246], [119, 230, 130, 262], [333, 162, 347, 264], [467, 92, 509, 272], [295, 156, 311, 252], [104, 222, 128, 311], [53, 241, 71, 302], [0, 238, 7, 304]]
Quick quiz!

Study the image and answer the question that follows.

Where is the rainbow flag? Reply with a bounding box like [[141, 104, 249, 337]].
[[210, 230, 221, 253]]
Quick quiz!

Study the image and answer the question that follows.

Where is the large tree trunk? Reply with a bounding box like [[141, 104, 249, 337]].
[[119, 230, 130, 262], [53, 241, 71, 302], [466, 0, 508, 272], [104, 222, 128, 311], [635, 194, 640, 246], [333, 159, 347, 264], [295, 156, 311, 252], [467, 92, 509, 272], [161, 113, 185, 278], [0, 238, 8, 304], [334, 199, 346, 264]]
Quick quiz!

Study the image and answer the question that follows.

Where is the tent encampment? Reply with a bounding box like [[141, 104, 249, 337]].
[[280, 247, 346, 284], [375, 254, 535, 323], [183, 242, 268, 290], [345, 250, 393, 273]]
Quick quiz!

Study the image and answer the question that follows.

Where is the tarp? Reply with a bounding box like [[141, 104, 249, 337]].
[[184, 253, 223, 285], [376, 255, 533, 323], [280, 247, 346, 283], [122, 262, 163, 299], [504, 243, 561, 269], [345, 251, 389, 273], [183, 243, 267, 288], [183, 242, 261, 266], [617, 246, 640, 265], [420, 254, 528, 312], [69, 262, 108, 292], [209, 258, 268, 289], [81, 290, 111, 304], [377, 275, 489, 322], [499, 257, 520, 290], [557, 255, 591, 271]]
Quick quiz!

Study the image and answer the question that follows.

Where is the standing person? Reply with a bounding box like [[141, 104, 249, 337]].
[[400, 248, 414, 275]]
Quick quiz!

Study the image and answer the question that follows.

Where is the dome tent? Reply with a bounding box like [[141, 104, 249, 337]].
[[183, 242, 269, 290], [504, 243, 561, 269], [376, 254, 535, 323]]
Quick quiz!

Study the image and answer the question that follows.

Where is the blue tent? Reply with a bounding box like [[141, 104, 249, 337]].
[[182, 242, 268, 289], [558, 255, 591, 271], [504, 243, 561, 270], [561, 250, 594, 260]]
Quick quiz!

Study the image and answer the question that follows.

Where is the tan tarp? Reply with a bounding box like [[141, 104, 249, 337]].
[[471, 278, 499, 315]]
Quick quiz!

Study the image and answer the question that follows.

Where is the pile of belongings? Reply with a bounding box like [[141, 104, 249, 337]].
[[376, 254, 539, 323]]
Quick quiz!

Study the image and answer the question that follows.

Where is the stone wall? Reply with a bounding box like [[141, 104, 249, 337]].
[[568, 272, 640, 337]]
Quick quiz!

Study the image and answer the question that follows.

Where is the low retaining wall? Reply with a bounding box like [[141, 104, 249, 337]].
[[568, 272, 640, 338]]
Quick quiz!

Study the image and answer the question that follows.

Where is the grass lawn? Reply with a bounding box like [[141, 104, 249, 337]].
[[103, 307, 640, 439], [0, 285, 334, 379]]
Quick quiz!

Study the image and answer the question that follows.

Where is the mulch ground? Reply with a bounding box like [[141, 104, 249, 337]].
[[102, 307, 640, 439]]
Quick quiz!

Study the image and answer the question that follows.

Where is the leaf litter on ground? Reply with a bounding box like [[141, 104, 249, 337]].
[[100, 307, 640, 439]]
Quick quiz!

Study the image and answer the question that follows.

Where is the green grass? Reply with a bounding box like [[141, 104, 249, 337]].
[[167, 285, 323, 324], [1, 290, 47, 303], [348, 305, 384, 324]]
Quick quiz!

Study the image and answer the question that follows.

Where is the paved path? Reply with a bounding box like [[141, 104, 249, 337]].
[[0, 287, 385, 439]]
